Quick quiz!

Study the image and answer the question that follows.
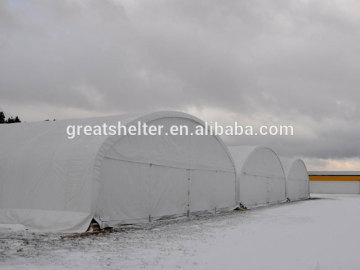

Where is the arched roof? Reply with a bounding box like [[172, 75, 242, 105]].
[[228, 145, 285, 178], [93, 111, 236, 186], [0, 111, 235, 232], [280, 158, 308, 180], [228, 145, 287, 207], [280, 157, 309, 200]]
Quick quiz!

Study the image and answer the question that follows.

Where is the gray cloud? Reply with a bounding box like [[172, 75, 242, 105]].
[[0, 0, 359, 167]]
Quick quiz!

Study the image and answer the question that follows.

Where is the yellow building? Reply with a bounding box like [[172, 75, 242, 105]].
[[309, 171, 360, 194]]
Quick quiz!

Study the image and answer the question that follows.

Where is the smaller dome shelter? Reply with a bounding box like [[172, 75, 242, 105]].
[[280, 158, 309, 201], [0, 111, 236, 232], [228, 146, 286, 208]]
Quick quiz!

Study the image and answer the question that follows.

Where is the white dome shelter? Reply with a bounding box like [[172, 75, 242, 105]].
[[280, 158, 309, 201], [228, 146, 286, 208], [0, 112, 236, 232]]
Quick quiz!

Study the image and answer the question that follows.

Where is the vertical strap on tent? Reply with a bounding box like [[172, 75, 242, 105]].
[[186, 169, 190, 217], [148, 163, 152, 222], [266, 178, 270, 204]]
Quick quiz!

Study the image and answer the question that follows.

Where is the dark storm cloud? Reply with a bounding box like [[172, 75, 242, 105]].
[[0, 0, 359, 165]]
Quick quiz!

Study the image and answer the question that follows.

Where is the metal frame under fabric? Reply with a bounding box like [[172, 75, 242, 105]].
[[228, 146, 287, 209], [280, 158, 309, 201], [0, 111, 237, 232]]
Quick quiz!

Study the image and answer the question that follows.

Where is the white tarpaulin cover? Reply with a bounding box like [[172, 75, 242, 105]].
[[228, 146, 286, 208], [0, 111, 236, 232], [280, 158, 309, 201]]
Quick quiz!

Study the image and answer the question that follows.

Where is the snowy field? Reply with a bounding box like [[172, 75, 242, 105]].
[[1, 194, 360, 270]]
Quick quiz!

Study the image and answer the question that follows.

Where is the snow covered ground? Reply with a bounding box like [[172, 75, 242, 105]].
[[1, 194, 360, 270]]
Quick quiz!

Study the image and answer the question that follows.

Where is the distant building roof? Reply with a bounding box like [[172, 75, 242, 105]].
[[309, 171, 360, 176]]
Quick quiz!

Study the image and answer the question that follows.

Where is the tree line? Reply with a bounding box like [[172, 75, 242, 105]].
[[0, 111, 21, 124]]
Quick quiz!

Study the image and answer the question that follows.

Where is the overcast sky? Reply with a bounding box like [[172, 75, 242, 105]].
[[0, 0, 359, 170]]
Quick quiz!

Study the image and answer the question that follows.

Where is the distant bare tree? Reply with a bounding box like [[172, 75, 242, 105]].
[[0, 112, 5, 124], [0, 111, 22, 124]]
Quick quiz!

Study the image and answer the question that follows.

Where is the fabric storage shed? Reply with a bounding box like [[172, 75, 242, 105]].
[[0, 111, 237, 232], [228, 146, 286, 208], [280, 158, 309, 201]]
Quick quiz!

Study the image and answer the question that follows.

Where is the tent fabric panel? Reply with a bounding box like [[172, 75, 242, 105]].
[[268, 175, 287, 204], [280, 158, 309, 200], [286, 180, 309, 201], [242, 148, 285, 178], [105, 117, 234, 172], [97, 116, 236, 226], [228, 146, 287, 208], [147, 165, 189, 218], [239, 174, 269, 208], [281, 158, 309, 201], [189, 170, 236, 212], [0, 208, 92, 232], [95, 159, 188, 227], [0, 120, 109, 231]]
